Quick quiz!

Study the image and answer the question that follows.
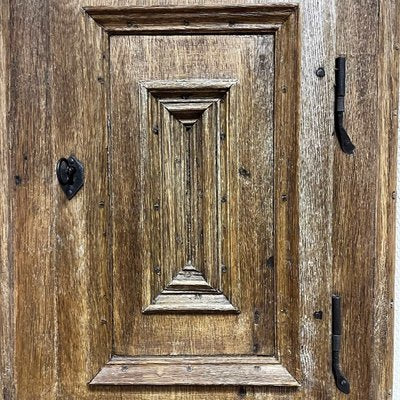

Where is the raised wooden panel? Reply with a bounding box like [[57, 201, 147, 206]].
[[110, 33, 277, 358], [139, 79, 238, 313]]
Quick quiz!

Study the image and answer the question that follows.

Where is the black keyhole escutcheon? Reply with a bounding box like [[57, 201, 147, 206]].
[[56, 155, 84, 200]]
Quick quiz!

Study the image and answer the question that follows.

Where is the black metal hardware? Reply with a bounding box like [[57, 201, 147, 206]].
[[335, 57, 355, 154], [316, 67, 325, 78], [56, 155, 84, 200], [313, 310, 323, 319], [332, 295, 350, 394]]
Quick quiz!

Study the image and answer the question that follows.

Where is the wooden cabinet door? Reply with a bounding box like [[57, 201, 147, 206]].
[[2, 0, 398, 399], [86, 5, 301, 388]]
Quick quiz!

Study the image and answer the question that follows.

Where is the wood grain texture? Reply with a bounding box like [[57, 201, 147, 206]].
[[111, 32, 276, 357], [90, 356, 299, 386], [253, 2, 336, 399], [2, 0, 398, 398], [293, 0, 335, 396], [143, 262, 238, 314], [273, 8, 301, 383], [9, 0, 58, 398], [334, 0, 400, 399], [0, 1, 13, 398], [372, 0, 399, 397], [137, 79, 238, 313], [84, 4, 297, 34], [334, 2, 380, 397], [50, 5, 111, 399]]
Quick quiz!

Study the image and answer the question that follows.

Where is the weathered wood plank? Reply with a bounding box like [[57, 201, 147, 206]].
[[371, 0, 400, 397], [90, 356, 299, 386], [273, 8, 301, 382], [334, 0, 399, 399], [334, 3, 380, 397], [255, 1, 336, 399], [109, 356, 281, 364], [9, 0, 58, 398], [292, 0, 335, 396], [50, 3, 111, 399], [0, 1, 13, 398]]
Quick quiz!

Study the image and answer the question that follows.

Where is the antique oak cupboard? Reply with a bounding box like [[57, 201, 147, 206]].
[[0, 0, 398, 399]]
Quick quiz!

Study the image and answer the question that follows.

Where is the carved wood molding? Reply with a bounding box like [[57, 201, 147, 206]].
[[84, 4, 298, 34], [90, 356, 300, 386], [84, 3, 300, 387], [139, 79, 239, 314], [143, 261, 238, 313]]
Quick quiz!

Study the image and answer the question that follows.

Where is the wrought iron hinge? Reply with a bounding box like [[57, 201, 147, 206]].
[[335, 57, 355, 154], [332, 294, 350, 394]]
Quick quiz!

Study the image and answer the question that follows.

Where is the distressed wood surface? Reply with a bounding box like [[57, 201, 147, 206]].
[[372, 0, 400, 397], [90, 356, 299, 386], [0, 1, 13, 398], [137, 79, 238, 312], [50, 4, 111, 398], [334, 0, 400, 399], [1, 0, 398, 399], [333, 2, 380, 397], [111, 31, 276, 357], [8, 0, 58, 399], [85, 4, 297, 33]]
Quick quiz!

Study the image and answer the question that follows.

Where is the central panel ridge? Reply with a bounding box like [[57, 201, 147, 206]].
[[144, 260, 238, 313], [140, 79, 238, 313]]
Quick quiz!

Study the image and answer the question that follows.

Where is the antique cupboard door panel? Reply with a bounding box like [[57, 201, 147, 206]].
[[82, 5, 304, 386], [15, 0, 400, 398], [80, 5, 304, 388], [110, 35, 275, 357]]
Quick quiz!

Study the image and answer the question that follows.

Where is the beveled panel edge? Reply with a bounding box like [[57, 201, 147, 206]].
[[142, 297, 239, 314], [140, 79, 237, 94], [139, 80, 239, 313], [83, 4, 299, 34], [89, 356, 300, 386], [142, 263, 239, 314]]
